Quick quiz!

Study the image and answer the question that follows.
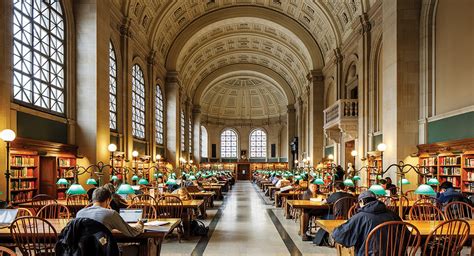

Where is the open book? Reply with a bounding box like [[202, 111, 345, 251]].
[[144, 220, 170, 231]]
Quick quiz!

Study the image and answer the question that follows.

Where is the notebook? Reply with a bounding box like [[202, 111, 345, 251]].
[[119, 209, 143, 223], [0, 209, 18, 228]]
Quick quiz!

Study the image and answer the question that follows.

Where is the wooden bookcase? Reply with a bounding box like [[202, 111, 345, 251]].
[[418, 153, 438, 185], [461, 151, 474, 193], [9, 151, 40, 203], [437, 153, 462, 189], [56, 156, 76, 199], [366, 152, 382, 186]]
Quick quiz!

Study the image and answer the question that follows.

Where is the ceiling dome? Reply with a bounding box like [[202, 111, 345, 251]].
[[200, 77, 288, 120]]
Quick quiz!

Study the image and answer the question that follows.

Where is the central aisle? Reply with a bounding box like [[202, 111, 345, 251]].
[[204, 181, 289, 255]]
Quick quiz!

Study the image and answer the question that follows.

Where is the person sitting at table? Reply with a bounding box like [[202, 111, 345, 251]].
[[275, 176, 290, 188], [86, 183, 99, 202], [302, 182, 318, 200], [384, 177, 397, 196], [76, 187, 144, 256], [103, 183, 129, 213], [332, 190, 402, 256], [172, 186, 193, 201], [272, 174, 281, 185], [437, 181, 468, 205], [325, 182, 354, 204]]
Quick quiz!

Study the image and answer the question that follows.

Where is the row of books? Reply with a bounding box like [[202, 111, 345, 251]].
[[10, 156, 35, 167], [420, 157, 437, 166], [440, 176, 461, 187], [465, 171, 474, 181], [11, 191, 35, 202], [462, 183, 474, 192], [10, 167, 35, 178], [439, 156, 461, 166], [10, 180, 36, 190], [439, 167, 461, 176], [465, 158, 474, 167]]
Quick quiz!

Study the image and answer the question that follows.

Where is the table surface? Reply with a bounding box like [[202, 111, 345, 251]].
[[0, 218, 181, 239], [287, 199, 417, 207], [18, 199, 205, 208], [315, 219, 474, 236]]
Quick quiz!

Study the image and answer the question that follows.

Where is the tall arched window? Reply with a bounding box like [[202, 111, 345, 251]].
[[188, 119, 192, 153], [180, 110, 185, 151], [109, 42, 117, 130], [201, 126, 208, 158], [250, 129, 267, 158], [131, 64, 145, 139], [155, 85, 164, 144], [13, 0, 66, 114], [221, 129, 238, 158]]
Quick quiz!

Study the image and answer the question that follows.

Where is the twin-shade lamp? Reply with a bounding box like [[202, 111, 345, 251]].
[[1, 129, 16, 204]]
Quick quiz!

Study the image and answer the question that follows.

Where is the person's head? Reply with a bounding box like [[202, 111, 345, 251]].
[[157, 177, 164, 183], [358, 191, 377, 208], [440, 181, 453, 192], [308, 183, 318, 193], [335, 182, 345, 191], [103, 183, 116, 194], [385, 177, 392, 185], [92, 187, 112, 208]]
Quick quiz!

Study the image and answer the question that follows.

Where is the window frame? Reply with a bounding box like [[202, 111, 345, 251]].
[[109, 41, 118, 131], [131, 64, 146, 139], [249, 128, 267, 159], [220, 128, 238, 159], [155, 85, 164, 145]]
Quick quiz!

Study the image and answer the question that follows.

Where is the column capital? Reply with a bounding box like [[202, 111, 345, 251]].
[[193, 105, 201, 114], [147, 50, 157, 66], [119, 18, 133, 38], [333, 47, 343, 65], [359, 13, 372, 34], [166, 71, 181, 85], [306, 69, 324, 82], [287, 104, 296, 113]]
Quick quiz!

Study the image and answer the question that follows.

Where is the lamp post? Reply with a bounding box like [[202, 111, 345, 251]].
[[1, 129, 16, 205], [351, 150, 357, 169], [376, 143, 386, 183], [108, 143, 117, 166]]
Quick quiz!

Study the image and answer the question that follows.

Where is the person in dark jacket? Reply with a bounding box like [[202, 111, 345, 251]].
[[335, 165, 345, 182], [326, 182, 354, 204], [332, 190, 401, 256], [384, 177, 397, 196], [437, 181, 466, 205], [55, 218, 120, 256], [103, 183, 128, 212]]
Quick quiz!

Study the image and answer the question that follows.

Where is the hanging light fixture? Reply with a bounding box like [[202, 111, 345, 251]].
[[86, 178, 98, 185], [352, 176, 361, 181], [426, 178, 439, 185], [138, 178, 149, 185], [56, 178, 69, 185], [343, 178, 355, 187], [66, 184, 87, 195], [369, 184, 386, 196], [415, 184, 436, 196], [117, 183, 135, 195]]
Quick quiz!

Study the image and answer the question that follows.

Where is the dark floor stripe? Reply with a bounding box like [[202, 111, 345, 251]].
[[251, 182, 273, 205], [191, 185, 231, 256], [267, 209, 303, 256]]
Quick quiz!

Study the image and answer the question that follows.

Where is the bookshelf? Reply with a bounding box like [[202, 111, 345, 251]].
[[9, 153, 40, 203], [56, 156, 76, 199], [461, 151, 474, 193], [418, 153, 438, 186], [437, 153, 462, 189], [366, 152, 382, 186]]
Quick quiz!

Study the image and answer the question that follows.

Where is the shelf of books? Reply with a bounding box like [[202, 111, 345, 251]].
[[9, 153, 40, 203], [437, 153, 462, 189], [418, 153, 438, 186], [56, 156, 76, 199], [366, 153, 382, 187], [461, 151, 474, 193]]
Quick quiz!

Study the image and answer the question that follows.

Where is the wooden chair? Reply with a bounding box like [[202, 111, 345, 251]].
[[66, 194, 89, 205], [413, 197, 441, 208], [365, 221, 421, 256], [16, 207, 33, 218], [36, 203, 71, 219], [31, 194, 57, 207], [408, 203, 445, 221], [156, 195, 184, 242], [422, 219, 470, 256], [10, 216, 57, 256], [404, 190, 416, 201], [385, 196, 410, 218], [131, 194, 156, 205], [0, 246, 16, 256], [444, 201, 474, 220], [128, 202, 157, 219], [333, 197, 357, 220], [348, 204, 358, 218]]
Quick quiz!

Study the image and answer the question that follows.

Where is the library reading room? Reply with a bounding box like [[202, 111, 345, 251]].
[[0, 0, 473, 255]]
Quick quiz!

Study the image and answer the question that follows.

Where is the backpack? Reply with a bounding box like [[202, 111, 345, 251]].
[[190, 220, 209, 236]]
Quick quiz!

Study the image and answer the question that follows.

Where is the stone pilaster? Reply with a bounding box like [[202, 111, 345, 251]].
[[307, 70, 325, 164], [193, 105, 201, 163], [287, 105, 296, 164], [165, 72, 181, 167]]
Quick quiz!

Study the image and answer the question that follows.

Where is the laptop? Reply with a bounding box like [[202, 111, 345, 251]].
[[0, 209, 18, 228], [119, 209, 143, 223]]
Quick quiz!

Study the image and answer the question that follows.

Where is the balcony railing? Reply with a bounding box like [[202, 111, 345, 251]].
[[323, 99, 358, 128]]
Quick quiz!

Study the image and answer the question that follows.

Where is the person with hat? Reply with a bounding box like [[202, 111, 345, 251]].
[[332, 190, 401, 256]]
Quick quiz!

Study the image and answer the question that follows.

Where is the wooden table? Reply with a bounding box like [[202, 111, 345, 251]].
[[178, 199, 205, 238], [0, 218, 181, 256], [315, 219, 474, 255], [202, 185, 223, 200], [259, 181, 272, 190], [190, 191, 216, 208], [275, 190, 303, 207], [286, 200, 331, 241], [268, 186, 279, 200]]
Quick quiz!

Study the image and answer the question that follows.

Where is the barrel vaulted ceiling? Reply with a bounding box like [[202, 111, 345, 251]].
[[112, 0, 367, 120]]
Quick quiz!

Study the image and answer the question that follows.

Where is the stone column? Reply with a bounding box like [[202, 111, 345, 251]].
[[296, 97, 304, 162], [165, 72, 181, 167], [287, 105, 296, 165], [307, 70, 325, 163], [118, 18, 132, 154], [147, 51, 156, 157], [382, 0, 420, 176], [75, 0, 110, 165], [193, 105, 202, 163]]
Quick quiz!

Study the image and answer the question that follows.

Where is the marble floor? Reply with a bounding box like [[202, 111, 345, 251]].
[[162, 181, 336, 256]]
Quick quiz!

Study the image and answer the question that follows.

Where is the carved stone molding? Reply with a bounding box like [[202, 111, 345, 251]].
[[359, 13, 372, 34], [339, 121, 358, 140], [325, 128, 341, 144]]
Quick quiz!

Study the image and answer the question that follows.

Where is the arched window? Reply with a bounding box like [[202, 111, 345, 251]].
[[109, 42, 117, 130], [250, 129, 267, 158], [221, 129, 238, 158], [155, 85, 164, 144], [188, 119, 192, 153], [131, 64, 145, 139], [201, 126, 208, 158], [13, 0, 66, 114], [180, 110, 185, 151]]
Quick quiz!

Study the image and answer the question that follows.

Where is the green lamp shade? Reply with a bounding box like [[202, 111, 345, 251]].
[[117, 184, 135, 195], [56, 178, 69, 185], [166, 178, 177, 185], [189, 175, 196, 180], [343, 178, 355, 187], [415, 184, 437, 196], [294, 175, 303, 181], [138, 178, 149, 185], [399, 178, 411, 185], [427, 178, 439, 185], [153, 173, 158, 178], [352, 175, 361, 181], [111, 175, 119, 181], [86, 178, 97, 185], [369, 184, 386, 196], [131, 175, 139, 181], [66, 184, 86, 195], [313, 178, 325, 185]]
